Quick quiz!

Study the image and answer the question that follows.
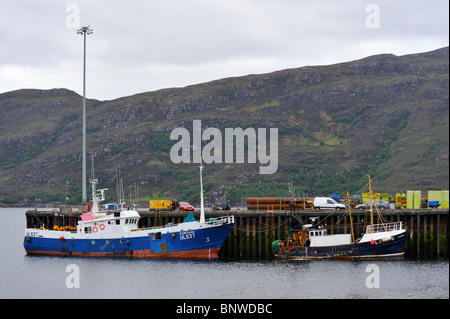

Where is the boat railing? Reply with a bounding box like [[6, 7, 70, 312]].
[[206, 215, 235, 226], [132, 215, 234, 232], [366, 221, 403, 234]]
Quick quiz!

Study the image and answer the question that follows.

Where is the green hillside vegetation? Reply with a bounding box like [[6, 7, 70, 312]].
[[0, 47, 448, 205]]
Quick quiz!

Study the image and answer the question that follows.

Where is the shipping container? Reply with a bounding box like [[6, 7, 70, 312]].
[[149, 199, 172, 211], [443, 190, 449, 208], [407, 191, 415, 209], [414, 191, 421, 209], [407, 191, 421, 209], [429, 190, 450, 209], [394, 193, 407, 208], [362, 192, 369, 204], [246, 197, 314, 210]]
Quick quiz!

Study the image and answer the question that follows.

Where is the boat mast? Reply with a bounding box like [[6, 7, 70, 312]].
[[199, 158, 205, 224], [368, 175, 374, 233], [347, 191, 355, 242], [115, 167, 125, 210]]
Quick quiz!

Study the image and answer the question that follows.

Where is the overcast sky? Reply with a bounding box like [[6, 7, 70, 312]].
[[0, 0, 448, 101]]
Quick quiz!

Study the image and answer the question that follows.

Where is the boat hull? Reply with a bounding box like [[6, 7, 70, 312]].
[[24, 222, 234, 259], [274, 230, 406, 259]]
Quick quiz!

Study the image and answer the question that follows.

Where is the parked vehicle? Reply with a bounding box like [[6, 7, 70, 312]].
[[178, 202, 195, 211], [313, 197, 347, 210], [355, 200, 390, 210]]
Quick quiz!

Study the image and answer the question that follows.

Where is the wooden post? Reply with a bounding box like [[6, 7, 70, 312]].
[[437, 214, 440, 258], [277, 216, 281, 241], [245, 217, 250, 258], [266, 215, 270, 257], [239, 217, 242, 258], [417, 214, 420, 256], [252, 217, 256, 258], [258, 216, 262, 257], [409, 215, 414, 241], [235, 216, 240, 257]]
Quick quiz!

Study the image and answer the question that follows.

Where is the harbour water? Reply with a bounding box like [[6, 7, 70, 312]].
[[1, 208, 448, 299]]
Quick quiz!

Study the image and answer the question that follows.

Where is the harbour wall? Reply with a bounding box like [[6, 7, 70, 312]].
[[25, 209, 449, 258]]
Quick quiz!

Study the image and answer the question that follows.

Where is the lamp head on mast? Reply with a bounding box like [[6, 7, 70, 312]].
[[77, 25, 93, 35]]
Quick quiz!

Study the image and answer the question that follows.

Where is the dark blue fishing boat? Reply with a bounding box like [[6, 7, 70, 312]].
[[272, 176, 407, 259]]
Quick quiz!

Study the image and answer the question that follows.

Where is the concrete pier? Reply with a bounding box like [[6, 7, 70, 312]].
[[25, 208, 449, 258]]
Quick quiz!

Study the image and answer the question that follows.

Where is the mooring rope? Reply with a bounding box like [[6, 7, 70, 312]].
[[232, 218, 290, 233]]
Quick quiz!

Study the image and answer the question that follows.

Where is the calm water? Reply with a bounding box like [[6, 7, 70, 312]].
[[1, 208, 448, 299]]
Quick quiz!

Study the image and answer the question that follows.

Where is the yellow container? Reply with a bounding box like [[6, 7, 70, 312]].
[[429, 190, 449, 208], [407, 191, 415, 209], [395, 193, 402, 208], [406, 191, 421, 209], [428, 191, 435, 202], [362, 192, 369, 204], [401, 194, 407, 208], [435, 191, 449, 209], [442, 191, 449, 208], [149, 200, 172, 210], [413, 191, 421, 209]]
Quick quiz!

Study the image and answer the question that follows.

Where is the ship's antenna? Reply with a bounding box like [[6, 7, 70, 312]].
[[90, 153, 96, 181], [89, 154, 99, 214], [115, 167, 125, 210]]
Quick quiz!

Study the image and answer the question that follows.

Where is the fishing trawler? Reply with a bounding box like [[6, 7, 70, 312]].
[[272, 176, 406, 259], [24, 163, 235, 258]]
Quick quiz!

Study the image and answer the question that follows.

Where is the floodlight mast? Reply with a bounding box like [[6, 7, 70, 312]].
[[77, 26, 93, 204]]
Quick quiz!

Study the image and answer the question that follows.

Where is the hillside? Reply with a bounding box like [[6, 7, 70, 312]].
[[0, 47, 448, 205]]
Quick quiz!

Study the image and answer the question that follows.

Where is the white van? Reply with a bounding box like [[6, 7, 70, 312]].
[[313, 197, 346, 210]]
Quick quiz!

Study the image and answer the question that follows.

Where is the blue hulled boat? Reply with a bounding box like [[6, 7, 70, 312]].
[[24, 165, 235, 259]]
